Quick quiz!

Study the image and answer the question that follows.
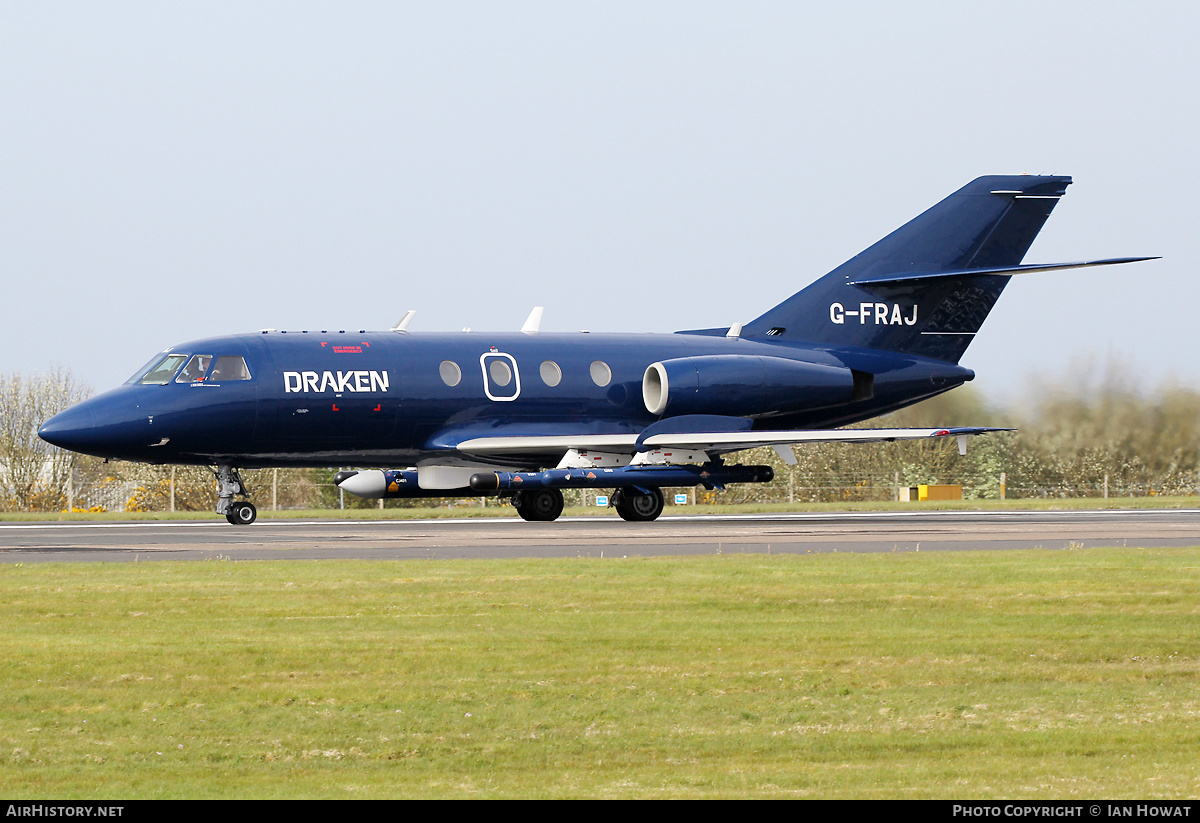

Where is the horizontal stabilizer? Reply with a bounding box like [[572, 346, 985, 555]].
[[848, 257, 1158, 287]]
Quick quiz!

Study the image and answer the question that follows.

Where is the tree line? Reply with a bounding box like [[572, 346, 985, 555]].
[[2, 363, 1197, 512], [728, 365, 1200, 503]]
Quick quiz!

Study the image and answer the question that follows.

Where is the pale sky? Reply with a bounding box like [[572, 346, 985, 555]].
[[2, 2, 1195, 403]]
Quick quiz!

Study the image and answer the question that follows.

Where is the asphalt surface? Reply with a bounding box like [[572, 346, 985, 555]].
[[1, 509, 1198, 563]]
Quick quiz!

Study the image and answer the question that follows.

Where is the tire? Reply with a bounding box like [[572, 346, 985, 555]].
[[615, 487, 664, 522], [226, 501, 257, 525], [515, 489, 564, 522]]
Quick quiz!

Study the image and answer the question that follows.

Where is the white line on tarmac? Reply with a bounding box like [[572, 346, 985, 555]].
[[1, 508, 1197, 530]]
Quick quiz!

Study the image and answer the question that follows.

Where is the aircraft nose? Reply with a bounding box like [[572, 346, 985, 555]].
[[38, 405, 97, 452], [38, 392, 157, 460]]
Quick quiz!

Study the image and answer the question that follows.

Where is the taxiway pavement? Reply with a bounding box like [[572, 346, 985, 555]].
[[1, 509, 1198, 563]]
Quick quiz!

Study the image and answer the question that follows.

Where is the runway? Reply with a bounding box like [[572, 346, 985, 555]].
[[1, 508, 1198, 562]]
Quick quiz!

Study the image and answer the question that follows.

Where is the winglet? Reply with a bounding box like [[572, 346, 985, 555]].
[[391, 311, 416, 333], [521, 307, 544, 334]]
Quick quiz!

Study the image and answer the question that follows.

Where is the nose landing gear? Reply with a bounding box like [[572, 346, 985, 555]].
[[226, 500, 257, 525], [213, 465, 257, 525]]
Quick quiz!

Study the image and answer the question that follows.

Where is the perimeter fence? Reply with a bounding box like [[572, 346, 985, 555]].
[[7, 383, 1200, 512], [18, 463, 1195, 514]]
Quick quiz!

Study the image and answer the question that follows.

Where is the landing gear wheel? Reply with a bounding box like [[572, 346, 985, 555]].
[[214, 466, 254, 525], [225, 501, 257, 526], [615, 487, 664, 522], [514, 489, 564, 522]]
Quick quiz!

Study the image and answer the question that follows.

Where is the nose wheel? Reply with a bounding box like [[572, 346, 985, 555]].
[[225, 501, 257, 525], [213, 465, 256, 525]]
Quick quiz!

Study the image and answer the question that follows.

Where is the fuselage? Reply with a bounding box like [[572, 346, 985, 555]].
[[33, 174, 1147, 527], [38, 329, 973, 469]]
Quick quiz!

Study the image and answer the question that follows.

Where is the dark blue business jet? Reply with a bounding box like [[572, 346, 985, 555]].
[[39, 175, 1153, 524]]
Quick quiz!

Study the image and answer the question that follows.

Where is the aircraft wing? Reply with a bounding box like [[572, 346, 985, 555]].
[[641, 426, 1011, 454], [455, 427, 1010, 462], [455, 434, 640, 455]]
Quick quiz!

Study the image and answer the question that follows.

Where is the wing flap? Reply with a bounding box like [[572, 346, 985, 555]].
[[456, 434, 640, 456], [456, 427, 1010, 461], [642, 426, 1012, 454]]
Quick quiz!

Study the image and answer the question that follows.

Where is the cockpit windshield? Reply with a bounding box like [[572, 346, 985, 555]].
[[128, 353, 253, 385], [127, 353, 168, 384], [136, 354, 189, 385], [176, 354, 213, 383]]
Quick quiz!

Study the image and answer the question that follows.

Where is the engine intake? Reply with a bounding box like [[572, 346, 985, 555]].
[[643, 355, 857, 418]]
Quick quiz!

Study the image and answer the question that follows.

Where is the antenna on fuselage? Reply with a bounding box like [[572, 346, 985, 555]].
[[391, 311, 416, 333], [521, 307, 544, 334]]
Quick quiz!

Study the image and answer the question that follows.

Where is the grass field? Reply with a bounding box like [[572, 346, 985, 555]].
[[1, 546, 1198, 798]]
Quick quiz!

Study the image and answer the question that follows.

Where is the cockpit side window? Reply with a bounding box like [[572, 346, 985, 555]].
[[210, 356, 251, 381], [175, 354, 214, 383], [137, 354, 189, 385]]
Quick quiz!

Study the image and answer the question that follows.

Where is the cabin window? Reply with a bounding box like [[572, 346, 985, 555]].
[[480, 352, 521, 401], [489, 359, 513, 387], [439, 360, 462, 387], [540, 360, 562, 387], [211, 356, 252, 381], [138, 354, 189, 385], [590, 360, 611, 387], [175, 354, 213, 383]]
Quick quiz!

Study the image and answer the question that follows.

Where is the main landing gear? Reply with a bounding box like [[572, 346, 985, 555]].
[[511, 489, 564, 522], [612, 487, 665, 522], [507, 486, 666, 522], [213, 465, 257, 525]]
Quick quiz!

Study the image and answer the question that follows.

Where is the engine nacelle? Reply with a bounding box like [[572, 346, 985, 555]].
[[642, 355, 858, 418]]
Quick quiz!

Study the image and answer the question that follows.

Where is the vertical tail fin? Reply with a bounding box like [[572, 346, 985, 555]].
[[742, 175, 1072, 363]]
